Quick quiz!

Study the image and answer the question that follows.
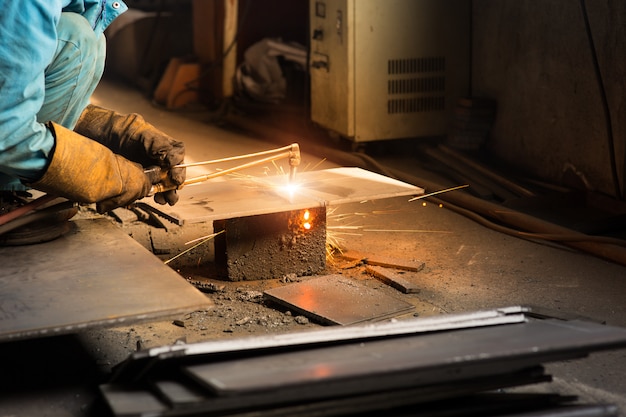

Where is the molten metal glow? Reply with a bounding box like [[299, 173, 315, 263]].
[[280, 182, 302, 197], [302, 209, 312, 230]]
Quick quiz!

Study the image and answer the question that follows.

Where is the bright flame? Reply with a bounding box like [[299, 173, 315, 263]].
[[302, 210, 312, 230], [280, 182, 302, 197]]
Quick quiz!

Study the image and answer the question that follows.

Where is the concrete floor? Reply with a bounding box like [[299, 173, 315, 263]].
[[1, 77, 626, 415], [97, 78, 626, 410]]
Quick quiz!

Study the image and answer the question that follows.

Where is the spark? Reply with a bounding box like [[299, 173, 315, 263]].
[[327, 226, 451, 233], [309, 158, 327, 171], [408, 184, 469, 202], [325, 202, 454, 258], [164, 230, 224, 265], [365, 228, 451, 233]]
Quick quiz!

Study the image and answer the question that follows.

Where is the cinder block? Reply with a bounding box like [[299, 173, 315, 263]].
[[214, 207, 326, 281]]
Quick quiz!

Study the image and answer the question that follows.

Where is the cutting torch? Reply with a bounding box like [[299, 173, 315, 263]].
[[147, 143, 301, 196]]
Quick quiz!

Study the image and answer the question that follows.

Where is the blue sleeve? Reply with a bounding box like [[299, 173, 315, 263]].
[[0, 1, 63, 181]]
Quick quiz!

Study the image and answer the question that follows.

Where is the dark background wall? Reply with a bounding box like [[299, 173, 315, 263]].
[[472, 0, 626, 199], [108, 0, 626, 200]]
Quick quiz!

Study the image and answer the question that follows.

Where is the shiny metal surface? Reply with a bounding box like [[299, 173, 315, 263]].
[[0, 219, 212, 342], [263, 274, 415, 325]]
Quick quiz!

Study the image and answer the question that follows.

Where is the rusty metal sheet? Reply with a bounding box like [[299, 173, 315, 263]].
[[263, 275, 415, 325], [141, 167, 424, 224], [0, 219, 212, 342]]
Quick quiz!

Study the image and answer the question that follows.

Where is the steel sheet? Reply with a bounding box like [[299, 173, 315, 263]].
[[0, 219, 212, 342], [141, 167, 424, 224]]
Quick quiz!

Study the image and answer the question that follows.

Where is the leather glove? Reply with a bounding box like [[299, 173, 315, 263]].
[[74, 104, 185, 206], [28, 122, 155, 214]]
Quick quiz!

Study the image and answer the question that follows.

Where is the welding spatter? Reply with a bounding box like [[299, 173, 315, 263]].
[[146, 143, 301, 196]]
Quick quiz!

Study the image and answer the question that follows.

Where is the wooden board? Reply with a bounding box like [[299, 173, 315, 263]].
[[0, 219, 212, 342], [142, 167, 423, 224]]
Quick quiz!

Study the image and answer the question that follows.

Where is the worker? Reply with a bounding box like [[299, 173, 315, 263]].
[[0, 0, 185, 215]]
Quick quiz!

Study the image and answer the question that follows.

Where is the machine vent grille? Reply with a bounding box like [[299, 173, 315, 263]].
[[388, 97, 445, 114], [387, 57, 446, 113], [388, 56, 446, 74], [388, 76, 445, 95]]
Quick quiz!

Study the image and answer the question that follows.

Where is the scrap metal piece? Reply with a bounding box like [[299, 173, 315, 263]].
[[102, 310, 626, 416], [103, 367, 552, 417], [340, 250, 425, 272], [110, 307, 527, 383], [365, 264, 421, 293], [263, 274, 415, 325], [0, 219, 212, 342]]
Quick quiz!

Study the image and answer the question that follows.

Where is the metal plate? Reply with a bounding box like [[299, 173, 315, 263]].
[[110, 308, 527, 382], [0, 219, 212, 342], [102, 314, 626, 416], [263, 275, 415, 325], [142, 167, 423, 224], [184, 319, 626, 397]]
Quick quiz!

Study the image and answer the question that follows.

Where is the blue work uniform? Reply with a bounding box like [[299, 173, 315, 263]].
[[0, 0, 127, 190]]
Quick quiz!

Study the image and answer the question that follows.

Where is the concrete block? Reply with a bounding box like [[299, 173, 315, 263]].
[[214, 207, 326, 281]]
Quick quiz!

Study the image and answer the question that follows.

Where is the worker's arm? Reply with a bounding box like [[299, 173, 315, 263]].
[[28, 122, 155, 214], [1, 1, 152, 212], [0, 0, 61, 181], [0, 1, 127, 181], [75, 105, 186, 205]]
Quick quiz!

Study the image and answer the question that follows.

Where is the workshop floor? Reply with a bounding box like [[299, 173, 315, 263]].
[[2, 77, 626, 416]]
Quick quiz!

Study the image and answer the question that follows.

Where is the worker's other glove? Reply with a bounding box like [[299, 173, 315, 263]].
[[28, 122, 154, 214], [74, 104, 185, 206]]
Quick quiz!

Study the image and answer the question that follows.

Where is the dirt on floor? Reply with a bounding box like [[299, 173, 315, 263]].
[[76, 201, 447, 371]]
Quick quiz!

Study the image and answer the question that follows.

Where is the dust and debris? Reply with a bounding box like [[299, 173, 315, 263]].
[[78, 203, 444, 373]]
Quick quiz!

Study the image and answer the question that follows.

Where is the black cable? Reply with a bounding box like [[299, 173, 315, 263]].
[[351, 150, 626, 247], [579, 0, 622, 199]]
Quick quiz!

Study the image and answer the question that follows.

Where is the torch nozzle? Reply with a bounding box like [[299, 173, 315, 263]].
[[288, 143, 301, 184]]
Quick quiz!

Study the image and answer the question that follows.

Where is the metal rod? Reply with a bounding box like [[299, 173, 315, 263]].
[[408, 184, 469, 202], [183, 150, 293, 185], [150, 143, 300, 195], [174, 144, 298, 169]]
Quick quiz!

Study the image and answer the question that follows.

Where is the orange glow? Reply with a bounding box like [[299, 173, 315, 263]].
[[300, 210, 313, 230], [310, 364, 333, 378]]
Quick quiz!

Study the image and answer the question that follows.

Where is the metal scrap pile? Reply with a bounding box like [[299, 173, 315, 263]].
[[101, 307, 626, 417]]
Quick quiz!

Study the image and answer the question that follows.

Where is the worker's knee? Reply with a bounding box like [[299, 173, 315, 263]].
[[41, 12, 106, 128], [55, 12, 106, 71]]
